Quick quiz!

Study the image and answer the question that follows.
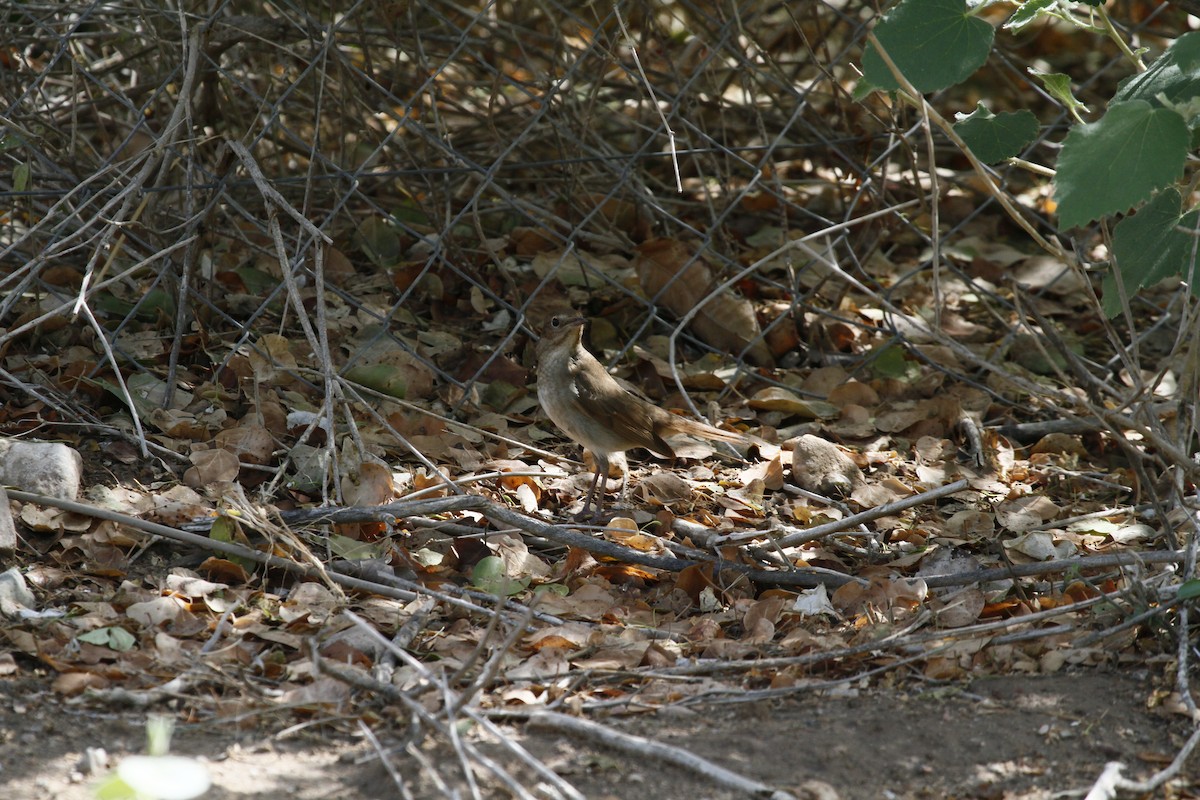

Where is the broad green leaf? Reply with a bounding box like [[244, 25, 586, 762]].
[[954, 104, 1038, 163], [470, 556, 529, 596], [344, 363, 408, 399], [1004, 0, 1055, 31], [78, 626, 137, 651], [92, 774, 139, 800], [861, 0, 994, 93], [1114, 32, 1200, 114], [481, 380, 522, 412], [871, 343, 921, 380], [392, 199, 430, 227], [134, 288, 176, 320], [1104, 188, 1200, 317], [1054, 100, 1188, 229], [1177, 579, 1200, 600]]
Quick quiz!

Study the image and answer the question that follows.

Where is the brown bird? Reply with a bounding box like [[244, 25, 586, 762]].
[[535, 314, 747, 518]]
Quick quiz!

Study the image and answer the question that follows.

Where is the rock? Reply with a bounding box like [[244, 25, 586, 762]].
[[0, 440, 83, 500], [0, 488, 14, 554], [787, 434, 863, 496], [0, 567, 36, 618]]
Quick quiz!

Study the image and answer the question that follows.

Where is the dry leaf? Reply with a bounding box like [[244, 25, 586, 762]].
[[635, 238, 774, 366]]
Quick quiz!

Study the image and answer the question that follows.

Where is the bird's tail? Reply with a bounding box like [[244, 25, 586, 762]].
[[670, 415, 748, 445]]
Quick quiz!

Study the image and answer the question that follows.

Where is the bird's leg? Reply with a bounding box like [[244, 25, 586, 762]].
[[577, 453, 609, 521]]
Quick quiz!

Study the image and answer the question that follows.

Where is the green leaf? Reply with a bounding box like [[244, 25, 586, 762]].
[[870, 343, 920, 380], [1104, 188, 1200, 317], [1177, 579, 1200, 600], [0, 134, 25, 154], [861, 0, 994, 93], [210, 515, 257, 572], [343, 363, 408, 399], [1004, 0, 1056, 32], [470, 556, 529, 596], [77, 626, 137, 651], [391, 199, 430, 227], [1054, 100, 1188, 229], [1114, 31, 1200, 109], [480, 380, 522, 412], [134, 288, 176, 320], [92, 774, 138, 800], [357, 217, 402, 269], [954, 104, 1038, 163], [328, 533, 384, 560], [12, 161, 29, 193], [1028, 69, 1089, 116], [234, 265, 279, 296]]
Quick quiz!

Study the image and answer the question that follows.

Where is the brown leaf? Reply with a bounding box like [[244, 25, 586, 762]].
[[198, 557, 251, 584], [183, 447, 240, 487], [639, 642, 677, 668], [214, 424, 274, 465], [635, 238, 774, 366], [52, 671, 110, 695]]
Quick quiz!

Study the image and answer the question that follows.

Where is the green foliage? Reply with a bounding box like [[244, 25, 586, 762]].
[[1027, 69, 1089, 120], [1004, 0, 1055, 33], [1113, 32, 1200, 107], [470, 556, 530, 595], [357, 216, 402, 269], [860, 1, 1200, 318], [1053, 101, 1188, 229], [77, 626, 136, 651], [1104, 189, 1200, 317], [344, 363, 408, 399], [953, 104, 1038, 164], [861, 0, 993, 93], [870, 343, 921, 381]]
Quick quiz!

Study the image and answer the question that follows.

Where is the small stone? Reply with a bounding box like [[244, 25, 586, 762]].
[[0, 440, 83, 500]]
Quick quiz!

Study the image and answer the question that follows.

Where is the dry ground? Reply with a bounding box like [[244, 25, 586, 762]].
[[1, 669, 1192, 799]]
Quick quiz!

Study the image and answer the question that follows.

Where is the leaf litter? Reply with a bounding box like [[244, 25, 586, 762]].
[[2, 5, 1199, 797]]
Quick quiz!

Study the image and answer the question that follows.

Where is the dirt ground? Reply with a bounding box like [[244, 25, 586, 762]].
[[1, 668, 1193, 799]]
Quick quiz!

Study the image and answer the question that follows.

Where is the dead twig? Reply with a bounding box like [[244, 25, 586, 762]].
[[525, 710, 796, 800], [714, 478, 969, 548]]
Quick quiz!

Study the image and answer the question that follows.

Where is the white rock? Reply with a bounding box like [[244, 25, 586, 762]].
[[0, 439, 83, 500], [0, 488, 13, 553]]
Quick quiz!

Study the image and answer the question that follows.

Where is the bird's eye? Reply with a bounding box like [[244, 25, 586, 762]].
[[550, 316, 561, 328]]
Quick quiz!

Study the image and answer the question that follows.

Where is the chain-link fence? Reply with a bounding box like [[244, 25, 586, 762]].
[[0, 0, 1189, 493]]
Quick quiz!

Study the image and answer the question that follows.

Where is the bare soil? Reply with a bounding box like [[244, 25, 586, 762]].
[[1, 669, 1192, 799]]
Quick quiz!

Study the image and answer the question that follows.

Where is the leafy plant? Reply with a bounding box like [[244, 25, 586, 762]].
[[861, 0, 1200, 317]]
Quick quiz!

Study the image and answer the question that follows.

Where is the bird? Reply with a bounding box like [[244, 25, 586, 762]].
[[535, 314, 747, 518]]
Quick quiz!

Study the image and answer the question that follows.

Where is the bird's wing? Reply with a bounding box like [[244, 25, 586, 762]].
[[571, 359, 675, 457]]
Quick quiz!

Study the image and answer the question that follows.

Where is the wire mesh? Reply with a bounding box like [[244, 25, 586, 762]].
[[0, 0, 1188, 491]]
